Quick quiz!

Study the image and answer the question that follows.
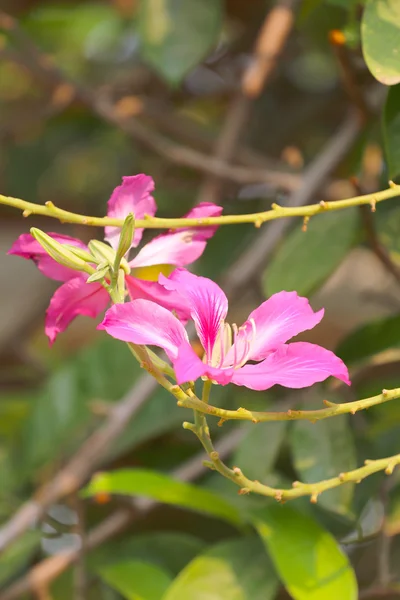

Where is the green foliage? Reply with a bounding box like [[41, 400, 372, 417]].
[[232, 421, 287, 481], [138, 0, 222, 84], [83, 468, 243, 526], [253, 505, 358, 600], [337, 313, 400, 363], [0, 531, 41, 587], [290, 415, 357, 515], [383, 84, 400, 180], [264, 210, 359, 296], [163, 537, 279, 600], [97, 561, 172, 600], [361, 0, 400, 85]]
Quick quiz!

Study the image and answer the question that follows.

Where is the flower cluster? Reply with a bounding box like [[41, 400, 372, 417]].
[[99, 269, 350, 391], [9, 175, 222, 343], [9, 172, 349, 392]]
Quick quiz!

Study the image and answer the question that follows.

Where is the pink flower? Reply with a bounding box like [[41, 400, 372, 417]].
[[8, 176, 222, 343], [98, 269, 350, 390]]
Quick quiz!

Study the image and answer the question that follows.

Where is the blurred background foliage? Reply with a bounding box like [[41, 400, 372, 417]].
[[1, 0, 400, 598]]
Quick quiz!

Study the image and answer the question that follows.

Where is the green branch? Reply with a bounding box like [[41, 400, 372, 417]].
[[1, 182, 399, 230], [178, 387, 400, 423]]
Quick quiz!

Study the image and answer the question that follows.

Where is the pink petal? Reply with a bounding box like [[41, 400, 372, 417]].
[[160, 269, 228, 357], [105, 175, 157, 250], [98, 299, 189, 361], [173, 344, 234, 386], [125, 275, 191, 322], [231, 342, 350, 391], [45, 275, 109, 344], [176, 202, 223, 240], [8, 233, 88, 282], [129, 202, 222, 269], [243, 291, 325, 360]]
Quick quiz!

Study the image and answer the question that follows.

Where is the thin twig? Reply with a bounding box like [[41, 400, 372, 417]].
[[1, 182, 399, 229], [360, 204, 400, 285], [178, 387, 400, 423], [197, 0, 297, 204], [72, 494, 87, 600]]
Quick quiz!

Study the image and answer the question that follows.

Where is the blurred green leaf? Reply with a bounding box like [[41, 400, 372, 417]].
[[290, 415, 357, 515], [264, 209, 359, 297], [162, 537, 278, 600], [253, 505, 358, 600], [232, 422, 287, 482], [138, 0, 223, 84], [383, 84, 400, 180], [98, 561, 172, 600], [336, 313, 400, 363], [361, 0, 400, 85], [91, 532, 205, 575], [0, 531, 41, 587], [83, 468, 243, 526]]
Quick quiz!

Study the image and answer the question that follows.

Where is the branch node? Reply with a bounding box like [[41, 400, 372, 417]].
[[202, 460, 215, 470], [319, 200, 327, 209], [22, 209, 32, 218], [302, 216, 310, 232], [339, 472, 346, 482], [382, 389, 389, 396], [238, 487, 251, 495], [217, 418, 226, 427], [310, 492, 319, 504], [233, 466, 242, 476], [370, 199, 376, 212], [254, 218, 263, 228], [210, 451, 219, 461], [292, 480, 300, 488], [385, 462, 396, 475], [274, 490, 283, 502], [389, 180, 397, 189]]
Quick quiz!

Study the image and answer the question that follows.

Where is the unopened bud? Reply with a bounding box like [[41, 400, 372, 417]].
[[86, 263, 110, 283], [64, 244, 97, 264], [88, 240, 130, 274], [30, 228, 93, 274], [115, 213, 135, 265]]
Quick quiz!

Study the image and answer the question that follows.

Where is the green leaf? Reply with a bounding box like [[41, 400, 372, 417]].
[[232, 422, 287, 482], [253, 505, 358, 600], [264, 209, 359, 297], [336, 313, 400, 364], [91, 532, 205, 576], [162, 537, 278, 600], [0, 531, 41, 586], [83, 468, 243, 526], [290, 415, 357, 515], [138, 0, 223, 84], [383, 84, 400, 180], [98, 561, 172, 600], [361, 0, 400, 85]]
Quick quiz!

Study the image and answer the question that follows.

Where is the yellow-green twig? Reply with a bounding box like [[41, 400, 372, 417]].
[[186, 408, 400, 502], [178, 387, 400, 423], [1, 182, 399, 230]]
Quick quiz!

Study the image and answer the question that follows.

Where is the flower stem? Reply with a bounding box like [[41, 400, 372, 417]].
[[1, 183, 399, 229], [178, 387, 400, 423]]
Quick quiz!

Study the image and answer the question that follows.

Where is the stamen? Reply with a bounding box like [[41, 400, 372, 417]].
[[232, 323, 239, 368]]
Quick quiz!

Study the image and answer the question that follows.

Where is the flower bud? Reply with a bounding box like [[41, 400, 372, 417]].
[[88, 240, 130, 274], [30, 228, 93, 274], [64, 244, 98, 264], [86, 263, 110, 283], [115, 213, 135, 265]]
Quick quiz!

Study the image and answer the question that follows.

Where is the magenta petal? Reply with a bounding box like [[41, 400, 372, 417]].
[[129, 232, 209, 269], [160, 269, 228, 357], [231, 342, 351, 391], [105, 175, 156, 250], [129, 202, 222, 269], [98, 299, 189, 361], [125, 275, 190, 322], [244, 291, 325, 360], [8, 232, 88, 282], [45, 275, 109, 344], [177, 202, 223, 240], [173, 344, 234, 386]]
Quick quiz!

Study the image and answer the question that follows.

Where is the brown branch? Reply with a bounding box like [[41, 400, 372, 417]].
[[196, 0, 297, 204], [0, 374, 157, 555], [222, 110, 363, 295], [360, 204, 400, 285], [0, 429, 245, 600], [0, 11, 298, 192]]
